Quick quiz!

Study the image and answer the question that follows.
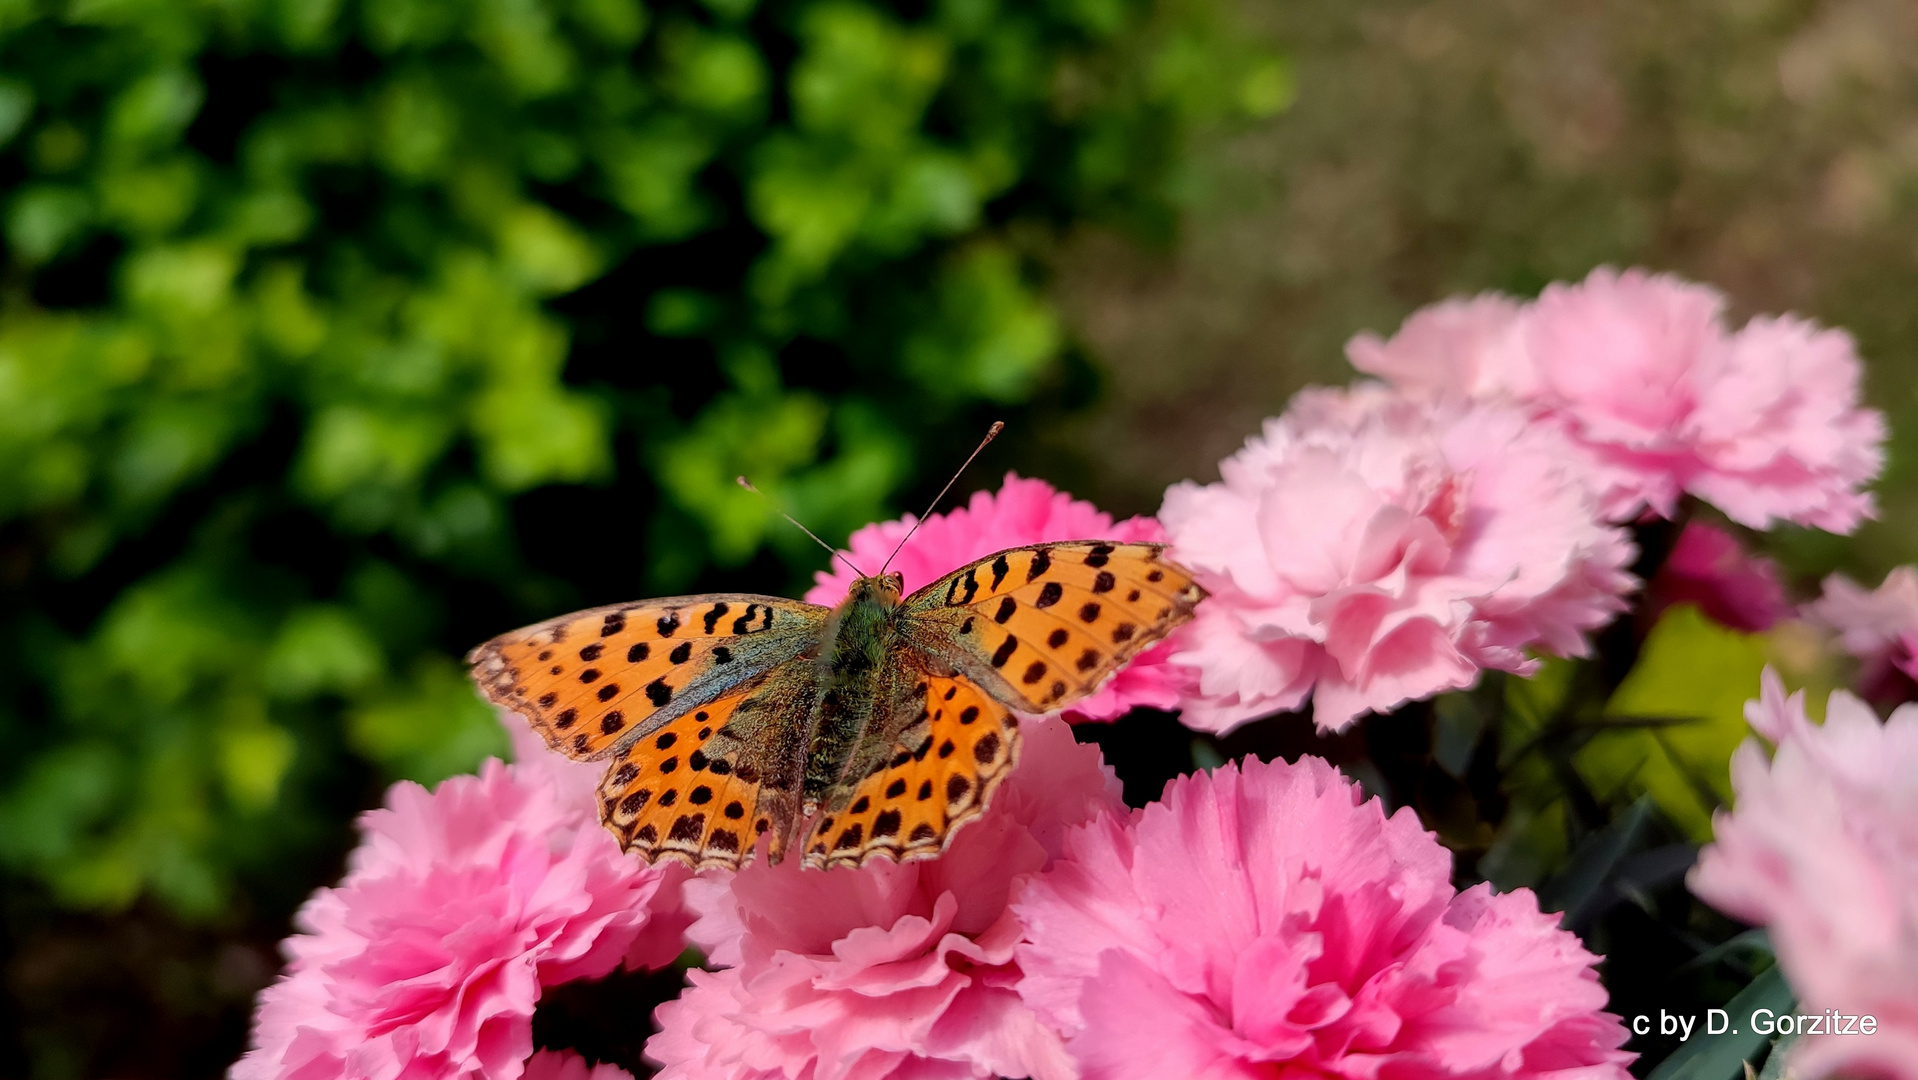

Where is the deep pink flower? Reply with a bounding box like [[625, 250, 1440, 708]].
[[808, 472, 1189, 722], [1014, 755, 1635, 1080], [521, 1051, 633, 1080], [234, 753, 690, 1080], [1162, 387, 1636, 733], [1648, 521, 1789, 633], [645, 716, 1120, 1080], [1806, 567, 1918, 697], [1690, 670, 1918, 1080], [1348, 268, 1886, 531]]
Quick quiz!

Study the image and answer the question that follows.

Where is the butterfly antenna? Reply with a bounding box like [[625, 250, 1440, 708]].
[[880, 421, 1005, 575], [736, 477, 869, 578]]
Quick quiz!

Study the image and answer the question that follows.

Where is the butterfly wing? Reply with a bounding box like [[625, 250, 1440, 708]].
[[898, 541, 1205, 714], [467, 594, 828, 761], [597, 654, 818, 869], [800, 666, 1020, 870]]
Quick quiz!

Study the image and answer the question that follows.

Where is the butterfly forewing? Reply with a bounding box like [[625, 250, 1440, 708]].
[[598, 655, 817, 870], [800, 670, 1021, 870], [900, 542, 1204, 714], [467, 594, 827, 761]]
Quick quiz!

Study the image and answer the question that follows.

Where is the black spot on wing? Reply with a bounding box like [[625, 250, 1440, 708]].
[[1027, 548, 1052, 581], [994, 596, 1017, 624], [1084, 544, 1114, 567], [1035, 582, 1064, 608], [991, 635, 1017, 668], [657, 612, 680, 637], [990, 554, 1010, 590]]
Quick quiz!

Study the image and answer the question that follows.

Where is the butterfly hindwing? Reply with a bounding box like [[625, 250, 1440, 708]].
[[800, 669, 1021, 870], [467, 593, 827, 761], [900, 542, 1205, 714], [598, 655, 818, 869]]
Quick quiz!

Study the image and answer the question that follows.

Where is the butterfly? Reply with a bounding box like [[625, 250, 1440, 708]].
[[469, 542, 1203, 872]]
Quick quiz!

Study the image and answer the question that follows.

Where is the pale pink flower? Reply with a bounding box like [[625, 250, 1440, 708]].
[[645, 716, 1119, 1080], [1014, 755, 1635, 1080], [521, 1051, 634, 1080], [234, 756, 690, 1080], [1162, 387, 1636, 733], [1348, 268, 1886, 531], [1345, 293, 1537, 400], [808, 472, 1189, 721], [1690, 670, 1918, 1080], [1806, 567, 1918, 695], [1648, 521, 1788, 633]]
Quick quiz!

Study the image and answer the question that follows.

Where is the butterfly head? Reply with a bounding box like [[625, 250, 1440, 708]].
[[847, 571, 906, 607]]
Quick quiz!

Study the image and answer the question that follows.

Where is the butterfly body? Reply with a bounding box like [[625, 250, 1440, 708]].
[[804, 573, 904, 806], [469, 542, 1203, 871]]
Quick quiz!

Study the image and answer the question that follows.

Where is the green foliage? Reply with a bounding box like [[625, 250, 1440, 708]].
[[1576, 605, 1772, 842], [0, 0, 1278, 915]]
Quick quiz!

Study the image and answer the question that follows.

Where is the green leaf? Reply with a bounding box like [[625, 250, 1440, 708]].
[[347, 659, 509, 784], [1575, 605, 1769, 841], [1646, 964, 1793, 1080]]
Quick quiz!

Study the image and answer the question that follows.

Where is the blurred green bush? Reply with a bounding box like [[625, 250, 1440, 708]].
[[0, 0, 1282, 917]]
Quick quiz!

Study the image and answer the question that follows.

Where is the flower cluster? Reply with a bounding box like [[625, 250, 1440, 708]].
[[236, 267, 1902, 1080], [233, 747, 690, 1080], [1348, 267, 1885, 531], [1015, 756, 1634, 1080], [1691, 671, 1918, 1080], [1162, 388, 1637, 732]]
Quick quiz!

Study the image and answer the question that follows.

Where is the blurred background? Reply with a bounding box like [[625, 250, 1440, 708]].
[[0, 0, 1915, 1075]]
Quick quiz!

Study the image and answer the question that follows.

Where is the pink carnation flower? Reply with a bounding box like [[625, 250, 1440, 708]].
[[522, 1051, 633, 1080], [1013, 755, 1635, 1079], [645, 716, 1120, 1080], [1348, 267, 1886, 531], [808, 472, 1189, 722], [1345, 293, 1536, 401], [1690, 670, 1918, 1080], [234, 755, 691, 1080], [1648, 521, 1789, 633], [1806, 567, 1918, 698], [1162, 387, 1636, 733]]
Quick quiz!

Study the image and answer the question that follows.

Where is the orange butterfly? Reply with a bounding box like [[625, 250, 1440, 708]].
[[469, 428, 1203, 872], [468, 542, 1202, 872]]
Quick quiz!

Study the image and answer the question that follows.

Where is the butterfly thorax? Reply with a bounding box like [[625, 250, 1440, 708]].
[[803, 572, 907, 809]]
